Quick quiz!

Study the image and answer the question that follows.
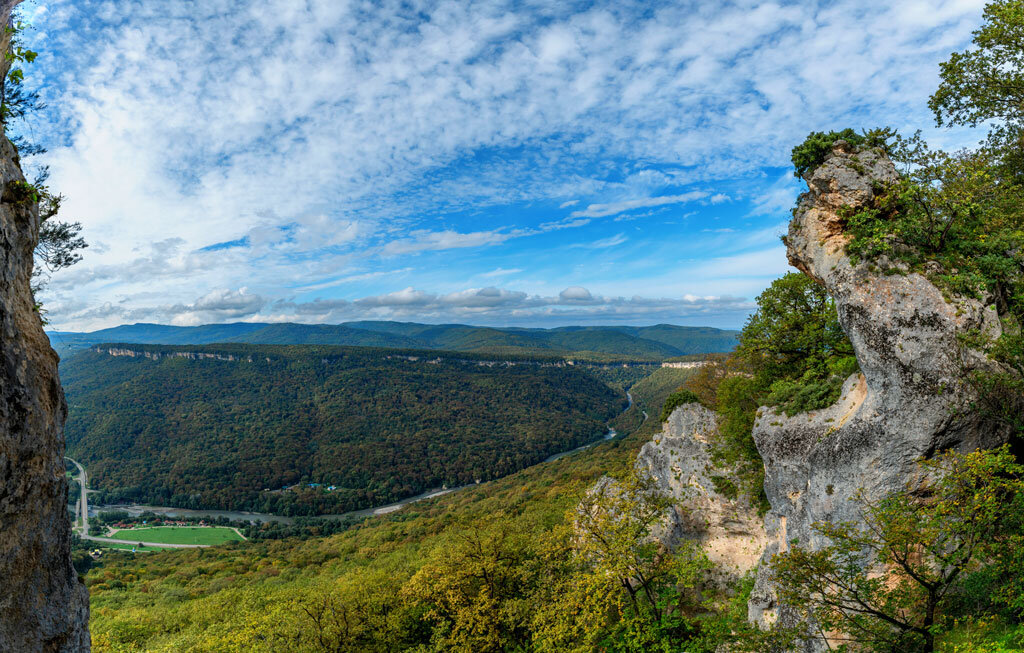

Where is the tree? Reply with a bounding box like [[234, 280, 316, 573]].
[[736, 272, 854, 395], [930, 0, 1024, 130], [771, 446, 1024, 653], [659, 388, 700, 422], [0, 21, 41, 126], [31, 168, 86, 299], [565, 468, 713, 651], [403, 518, 540, 653], [690, 273, 855, 510]]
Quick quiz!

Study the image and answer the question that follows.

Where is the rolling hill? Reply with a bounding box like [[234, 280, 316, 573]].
[[49, 321, 738, 360]]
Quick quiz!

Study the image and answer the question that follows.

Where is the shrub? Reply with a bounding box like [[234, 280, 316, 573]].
[[660, 389, 701, 422], [791, 127, 896, 178]]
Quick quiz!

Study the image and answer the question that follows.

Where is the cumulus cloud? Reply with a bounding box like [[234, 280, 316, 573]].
[[51, 288, 267, 327], [559, 286, 595, 302]]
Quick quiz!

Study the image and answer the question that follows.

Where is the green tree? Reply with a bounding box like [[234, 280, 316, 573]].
[[561, 468, 713, 651], [790, 127, 896, 178], [659, 388, 700, 422], [404, 519, 540, 653], [737, 272, 855, 402], [0, 20, 87, 313], [930, 0, 1024, 130], [771, 447, 1024, 653], [694, 273, 855, 510]]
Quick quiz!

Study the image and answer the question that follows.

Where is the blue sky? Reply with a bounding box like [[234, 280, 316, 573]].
[[20, 0, 990, 330]]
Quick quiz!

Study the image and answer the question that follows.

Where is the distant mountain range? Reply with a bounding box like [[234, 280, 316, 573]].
[[48, 321, 738, 360]]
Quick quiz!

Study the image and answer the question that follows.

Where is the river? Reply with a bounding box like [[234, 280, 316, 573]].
[[88, 391, 635, 526]]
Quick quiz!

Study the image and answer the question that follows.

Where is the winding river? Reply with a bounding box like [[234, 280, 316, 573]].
[[87, 391, 637, 526]]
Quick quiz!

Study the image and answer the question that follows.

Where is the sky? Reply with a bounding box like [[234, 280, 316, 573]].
[[19, 0, 992, 331]]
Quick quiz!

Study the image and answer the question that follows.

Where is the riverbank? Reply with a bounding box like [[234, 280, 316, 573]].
[[81, 390, 635, 529]]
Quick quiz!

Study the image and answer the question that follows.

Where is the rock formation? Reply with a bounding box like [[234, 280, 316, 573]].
[[635, 404, 766, 588], [0, 0, 90, 648], [746, 142, 1014, 649]]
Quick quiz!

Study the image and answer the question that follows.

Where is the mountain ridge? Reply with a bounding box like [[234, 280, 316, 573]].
[[48, 320, 739, 360]]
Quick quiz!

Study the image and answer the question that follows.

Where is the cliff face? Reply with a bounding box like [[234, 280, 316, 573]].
[[0, 0, 91, 648], [746, 143, 1013, 648], [636, 404, 766, 587]]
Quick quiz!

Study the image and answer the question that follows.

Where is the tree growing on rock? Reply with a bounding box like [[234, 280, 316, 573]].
[[770, 446, 1024, 653]]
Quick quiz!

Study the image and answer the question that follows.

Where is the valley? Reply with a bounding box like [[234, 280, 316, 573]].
[[62, 343, 640, 517]]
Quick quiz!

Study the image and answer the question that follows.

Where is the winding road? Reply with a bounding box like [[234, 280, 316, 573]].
[[66, 388, 647, 535], [67, 457, 211, 549]]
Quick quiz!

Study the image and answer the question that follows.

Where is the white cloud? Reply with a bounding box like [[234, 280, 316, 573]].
[[264, 285, 751, 324], [380, 229, 515, 256], [559, 286, 595, 302], [28, 0, 993, 329], [571, 233, 628, 249], [480, 267, 524, 278], [569, 191, 710, 218]]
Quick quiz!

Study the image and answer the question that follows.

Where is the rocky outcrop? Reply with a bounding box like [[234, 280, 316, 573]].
[[747, 142, 1014, 649], [636, 404, 766, 588], [97, 346, 254, 362], [0, 0, 90, 648]]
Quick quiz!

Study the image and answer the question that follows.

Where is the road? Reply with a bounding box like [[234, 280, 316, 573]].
[[67, 388, 644, 532], [66, 457, 210, 549]]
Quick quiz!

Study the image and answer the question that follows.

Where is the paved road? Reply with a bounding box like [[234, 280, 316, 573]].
[[66, 457, 209, 549]]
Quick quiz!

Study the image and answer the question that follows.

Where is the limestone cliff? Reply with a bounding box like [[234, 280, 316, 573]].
[[746, 142, 1015, 649], [0, 0, 90, 648], [635, 404, 766, 588]]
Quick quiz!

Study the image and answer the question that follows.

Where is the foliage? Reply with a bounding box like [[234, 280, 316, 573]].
[[52, 322, 738, 362], [738, 272, 856, 415], [791, 127, 896, 178], [0, 21, 39, 126], [841, 0, 1024, 447], [771, 446, 1024, 653], [63, 344, 626, 515], [682, 274, 855, 511], [0, 20, 87, 313], [929, 0, 1024, 130], [659, 388, 700, 422]]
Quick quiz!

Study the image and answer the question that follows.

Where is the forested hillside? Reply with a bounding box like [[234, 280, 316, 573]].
[[63, 344, 626, 515], [50, 321, 738, 360]]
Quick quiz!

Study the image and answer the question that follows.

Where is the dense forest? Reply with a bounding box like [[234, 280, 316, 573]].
[[50, 321, 739, 361], [63, 344, 626, 515]]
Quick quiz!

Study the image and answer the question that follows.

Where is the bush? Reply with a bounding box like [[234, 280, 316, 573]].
[[791, 127, 895, 178], [660, 389, 701, 422]]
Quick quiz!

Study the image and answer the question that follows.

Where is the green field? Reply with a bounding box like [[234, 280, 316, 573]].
[[95, 542, 168, 552], [108, 526, 244, 546]]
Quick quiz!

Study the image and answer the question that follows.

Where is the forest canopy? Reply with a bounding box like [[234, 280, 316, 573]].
[[62, 344, 626, 516]]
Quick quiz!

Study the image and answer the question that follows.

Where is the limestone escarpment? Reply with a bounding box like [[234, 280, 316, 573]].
[[636, 404, 766, 588], [0, 0, 90, 647], [746, 143, 1014, 648]]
